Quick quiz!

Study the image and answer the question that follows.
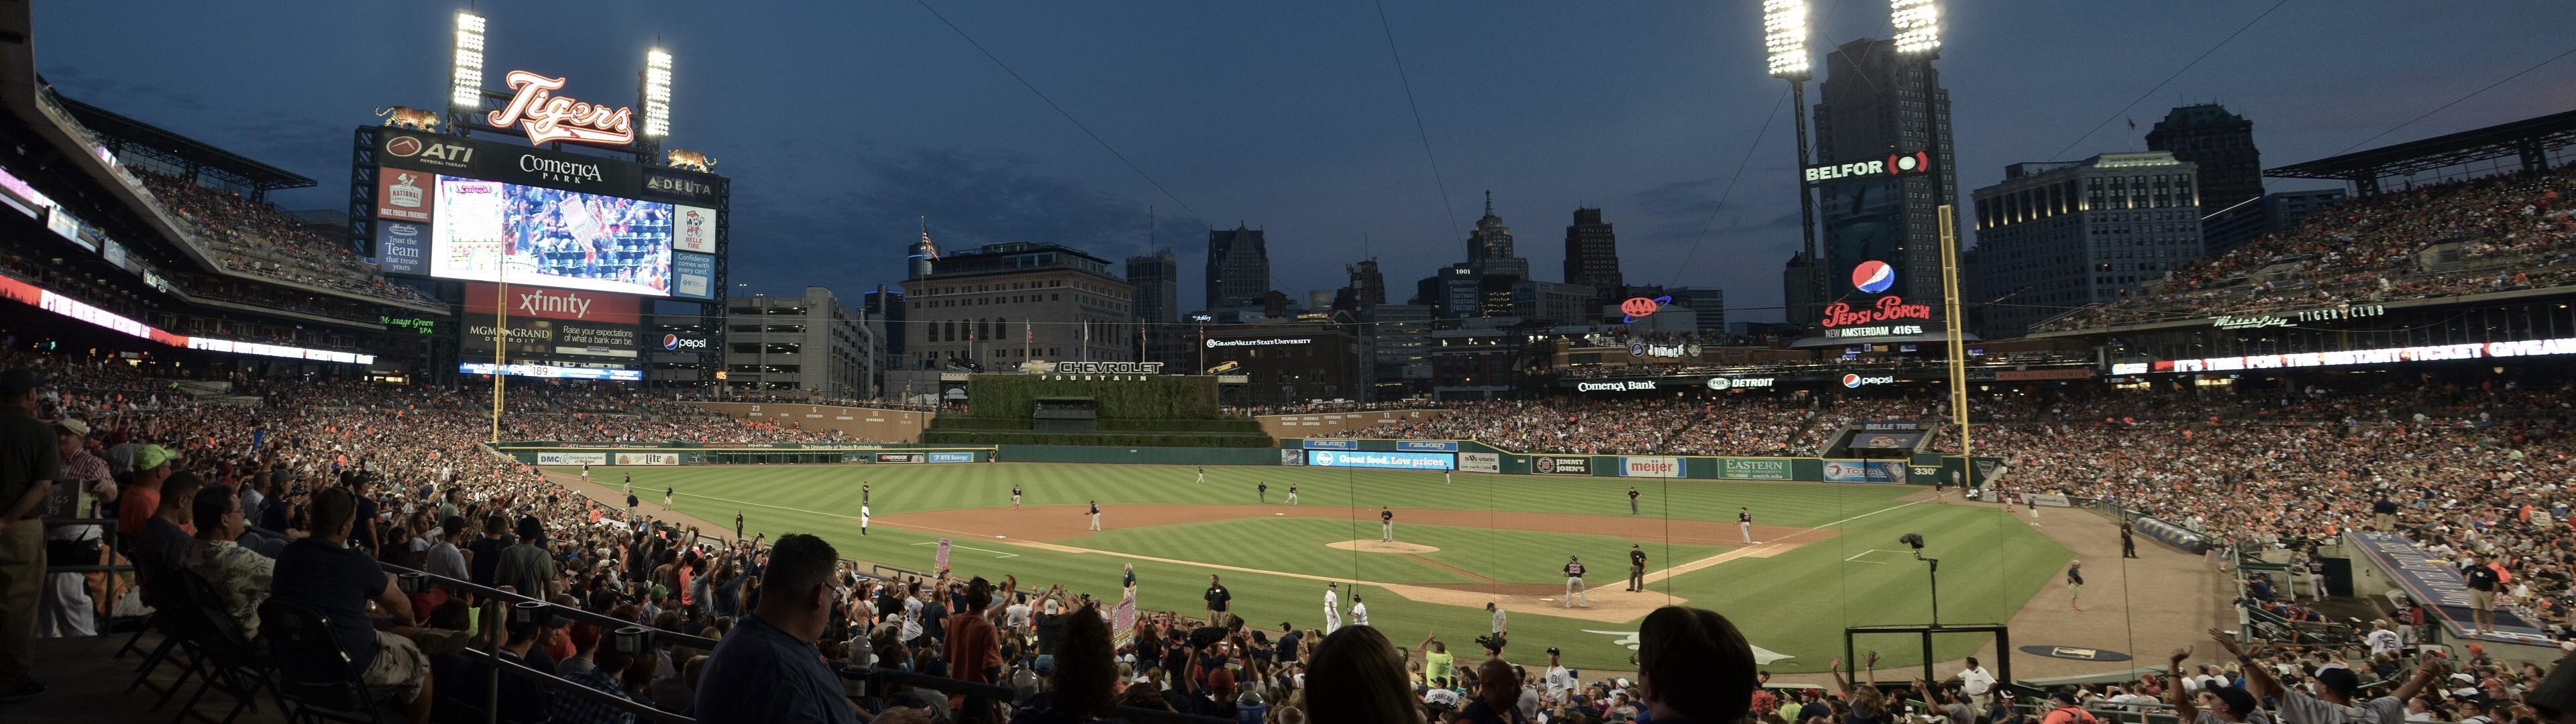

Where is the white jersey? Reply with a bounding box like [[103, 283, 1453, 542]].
[[861, 504, 871, 524], [1349, 602, 1369, 625]]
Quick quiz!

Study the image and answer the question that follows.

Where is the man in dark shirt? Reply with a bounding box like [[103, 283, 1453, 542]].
[[0, 367, 58, 701], [135, 473, 205, 605], [1629, 487, 1641, 514], [349, 476, 379, 554], [2120, 521, 2138, 558], [270, 487, 433, 724], [1275, 623, 1301, 664], [2373, 497, 2400, 530], [1627, 544, 1649, 591], [695, 533, 856, 723], [466, 515, 510, 589], [2463, 554, 2501, 634], [1033, 597, 1065, 658], [735, 511, 744, 540], [1205, 575, 1232, 621]]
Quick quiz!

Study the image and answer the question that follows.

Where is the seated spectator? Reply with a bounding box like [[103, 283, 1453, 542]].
[[133, 471, 203, 599], [182, 483, 272, 636], [116, 444, 174, 541], [553, 627, 639, 724], [1308, 625, 1425, 724], [1013, 602, 1119, 723], [269, 487, 435, 724], [1630, 607, 1756, 724], [694, 533, 854, 723]]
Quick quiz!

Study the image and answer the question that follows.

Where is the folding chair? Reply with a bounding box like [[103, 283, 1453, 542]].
[[258, 599, 394, 724], [164, 570, 288, 724]]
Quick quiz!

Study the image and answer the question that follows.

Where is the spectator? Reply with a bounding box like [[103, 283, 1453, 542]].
[[1629, 607, 1754, 724], [133, 471, 205, 599], [423, 516, 469, 581], [182, 483, 272, 637], [116, 444, 172, 541], [1456, 656, 1525, 723], [943, 576, 1004, 719], [269, 487, 435, 724], [495, 516, 556, 599], [38, 418, 112, 638], [1014, 602, 1119, 723], [695, 533, 853, 723], [1308, 625, 1424, 724], [551, 626, 637, 724], [0, 367, 57, 703]]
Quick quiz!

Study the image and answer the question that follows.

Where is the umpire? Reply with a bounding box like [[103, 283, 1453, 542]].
[[1627, 544, 1647, 591]]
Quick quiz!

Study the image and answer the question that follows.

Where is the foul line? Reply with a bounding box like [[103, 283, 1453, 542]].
[[1641, 497, 1934, 585], [1845, 549, 1900, 564], [911, 541, 1020, 558]]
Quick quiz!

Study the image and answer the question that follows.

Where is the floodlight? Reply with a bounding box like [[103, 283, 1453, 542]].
[[451, 11, 487, 109], [643, 49, 673, 138], [1762, 0, 1811, 79], [1890, 0, 1941, 55]]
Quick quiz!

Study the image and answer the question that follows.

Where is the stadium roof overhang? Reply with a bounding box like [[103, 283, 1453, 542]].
[[52, 95, 317, 198], [2266, 109, 2576, 194]]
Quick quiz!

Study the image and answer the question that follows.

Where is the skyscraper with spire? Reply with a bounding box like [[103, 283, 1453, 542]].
[[1465, 191, 1527, 282]]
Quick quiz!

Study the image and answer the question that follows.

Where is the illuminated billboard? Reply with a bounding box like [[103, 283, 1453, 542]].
[[429, 176, 673, 296]]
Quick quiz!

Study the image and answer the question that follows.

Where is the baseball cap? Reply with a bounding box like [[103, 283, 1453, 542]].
[[132, 444, 174, 473], [53, 418, 89, 437], [0, 368, 43, 396], [2312, 667, 2360, 698]]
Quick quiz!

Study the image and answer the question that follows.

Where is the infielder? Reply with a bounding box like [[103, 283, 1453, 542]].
[[1012, 485, 1023, 509], [1286, 484, 1299, 505], [1628, 487, 1641, 514], [1323, 583, 1342, 634], [1739, 507, 1756, 544], [1088, 501, 1102, 531], [859, 503, 871, 536], [1562, 556, 1588, 608], [1379, 507, 1395, 542], [1258, 482, 1269, 503], [1196, 466, 1205, 485]]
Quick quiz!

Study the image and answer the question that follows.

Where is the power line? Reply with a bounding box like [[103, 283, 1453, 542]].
[[1667, 87, 1789, 287], [2048, 0, 2290, 162], [2330, 45, 2576, 156], [908, 0, 1208, 226], [1371, 0, 1463, 241]]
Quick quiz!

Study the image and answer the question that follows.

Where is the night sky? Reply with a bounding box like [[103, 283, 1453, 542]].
[[36, 1, 2575, 321]]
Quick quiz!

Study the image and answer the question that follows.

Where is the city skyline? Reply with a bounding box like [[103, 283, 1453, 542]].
[[30, 1, 2576, 322]]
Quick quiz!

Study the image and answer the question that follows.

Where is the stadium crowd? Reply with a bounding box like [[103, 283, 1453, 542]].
[[2036, 166, 2576, 332], [1315, 399, 1819, 457], [131, 169, 439, 308]]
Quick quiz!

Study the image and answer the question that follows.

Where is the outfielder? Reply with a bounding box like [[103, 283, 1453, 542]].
[[1287, 484, 1299, 505], [1380, 507, 1395, 542], [859, 503, 871, 536], [1562, 556, 1588, 608], [1089, 501, 1102, 531], [1258, 482, 1268, 503], [1012, 485, 1022, 509], [1739, 507, 1756, 544], [1196, 466, 1205, 485]]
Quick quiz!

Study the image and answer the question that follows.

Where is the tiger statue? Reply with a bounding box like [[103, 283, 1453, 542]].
[[666, 148, 717, 172], [373, 106, 441, 130]]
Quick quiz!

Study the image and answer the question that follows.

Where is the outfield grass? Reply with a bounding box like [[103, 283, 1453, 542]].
[[586, 463, 2069, 672]]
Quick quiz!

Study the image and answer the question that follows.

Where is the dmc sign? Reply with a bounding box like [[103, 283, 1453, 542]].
[[1705, 376, 1776, 391], [1578, 381, 1658, 392], [1820, 296, 1933, 328]]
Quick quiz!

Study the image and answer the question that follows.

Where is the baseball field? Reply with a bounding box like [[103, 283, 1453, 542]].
[[565, 462, 2072, 673]]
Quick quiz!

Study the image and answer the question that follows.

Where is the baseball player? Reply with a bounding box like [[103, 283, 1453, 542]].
[[1739, 507, 1756, 544], [1012, 485, 1023, 509], [1258, 481, 1269, 503], [1562, 556, 1588, 608], [1627, 544, 1647, 591], [1088, 501, 1102, 531], [1323, 583, 1342, 634], [1629, 487, 1641, 514], [859, 503, 871, 536], [2067, 560, 2084, 612], [1196, 466, 1206, 485], [1379, 507, 1395, 542], [1287, 483, 1299, 505], [582, 462, 591, 478], [1488, 601, 1507, 636], [664, 485, 673, 507], [622, 473, 631, 497], [1348, 595, 1369, 626], [1445, 469, 1452, 485], [863, 482, 871, 505]]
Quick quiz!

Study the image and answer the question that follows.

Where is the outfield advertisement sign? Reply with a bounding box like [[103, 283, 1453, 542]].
[[1305, 450, 1456, 471], [1620, 457, 1686, 477], [926, 452, 976, 463], [537, 452, 608, 466], [2022, 493, 2074, 507], [1532, 457, 1591, 475], [1280, 449, 1305, 466], [1821, 459, 1907, 483], [1458, 452, 1500, 474], [875, 452, 923, 464], [1717, 458, 1792, 480], [613, 452, 679, 466], [1301, 439, 1360, 450], [1396, 440, 1459, 452]]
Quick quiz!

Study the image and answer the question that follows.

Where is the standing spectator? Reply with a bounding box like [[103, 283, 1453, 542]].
[[38, 418, 112, 638], [942, 577, 1003, 721], [1307, 625, 1424, 724], [466, 515, 509, 589], [1016, 603, 1120, 723], [1204, 575, 1232, 622], [2462, 554, 2501, 635], [269, 487, 435, 724], [494, 516, 555, 599], [695, 533, 855, 724], [2208, 627, 2445, 724], [423, 516, 469, 581], [1631, 606, 1755, 723], [0, 367, 58, 702]]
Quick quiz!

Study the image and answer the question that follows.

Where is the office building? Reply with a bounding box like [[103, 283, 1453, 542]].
[[1972, 151, 2202, 336], [1807, 38, 1958, 322], [2146, 104, 2260, 255], [1465, 192, 1529, 281], [1124, 249, 1179, 324], [1510, 280, 1596, 326], [861, 286, 906, 392], [900, 242, 1135, 371], [1201, 322, 1363, 406], [1782, 252, 1821, 324], [1360, 303, 1433, 396], [1664, 286, 1726, 337], [1562, 207, 1623, 307], [1346, 259, 1387, 306], [2263, 188, 2347, 233], [1205, 225, 1271, 309], [722, 286, 875, 400]]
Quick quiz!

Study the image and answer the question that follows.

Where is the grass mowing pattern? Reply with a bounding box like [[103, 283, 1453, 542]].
[[590, 463, 2069, 672]]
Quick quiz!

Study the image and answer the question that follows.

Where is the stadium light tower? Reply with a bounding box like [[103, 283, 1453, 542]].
[[450, 11, 486, 112], [1890, 0, 1974, 487], [1762, 0, 1825, 324], [643, 48, 673, 139]]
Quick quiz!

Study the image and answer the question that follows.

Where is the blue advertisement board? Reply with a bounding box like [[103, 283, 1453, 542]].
[[1305, 450, 1455, 471], [1395, 440, 1460, 452], [671, 251, 716, 300], [926, 452, 976, 463], [1821, 459, 1907, 483], [2347, 532, 2544, 640], [1301, 439, 1359, 450], [376, 221, 428, 275]]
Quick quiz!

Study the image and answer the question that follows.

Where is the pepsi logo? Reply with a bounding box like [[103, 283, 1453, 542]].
[[1843, 374, 1896, 387], [1851, 260, 1896, 294], [663, 334, 680, 351], [386, 136, 423, 157], [1843, 373, 1862, 388]]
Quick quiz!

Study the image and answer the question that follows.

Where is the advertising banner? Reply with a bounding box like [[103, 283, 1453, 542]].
[[672, 251, 716, 300], [465, 282, 642, 324], [875, 452, 923, 464], [1301, 439, 1360, 450], [1396, 440, 1460, 452], [2021, 493, 2074, 507], [1851, 432, 1923, 449], [1279, 449, 1305, 466], [614, 452, 680, 466], [1305, 450, 1455, 471], [1458, 452, 1500, 474], [1532, 457, 1591, 475], [1718, 458, 1792, 480], [376, 221, 429, 275], [673, 205, 716, 253], [376, 169, 435, 221], [458, 362, 639, 381], [2347, 532, 2545, 639], [1821, 459, 1907, 484], [537, 452, 608, 466], [926, 452, 976, 463], [1620, 457, 1686, 478], [462, 316, 639, 359]]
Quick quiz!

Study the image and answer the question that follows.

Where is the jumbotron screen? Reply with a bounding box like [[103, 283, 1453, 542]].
[[428, 176, 674, 298]]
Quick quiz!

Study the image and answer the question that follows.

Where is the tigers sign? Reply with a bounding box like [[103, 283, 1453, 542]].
[[488, 70, 636, 147]]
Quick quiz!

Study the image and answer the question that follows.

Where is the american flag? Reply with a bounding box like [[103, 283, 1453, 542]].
[[920, 228, 941, 259]]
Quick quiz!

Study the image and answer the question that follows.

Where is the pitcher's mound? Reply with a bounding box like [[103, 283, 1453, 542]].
[[1327, 540, 1440, 554]]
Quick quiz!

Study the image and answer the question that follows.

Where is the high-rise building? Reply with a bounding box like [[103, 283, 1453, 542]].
[[1509, 281, 1595, 326], [900, 242, 1134, 371], [1205, 225, 1271, 309], [1664, 287, 1726, 337], [861, 286, 906, 393], [1807, 38, 1957, 323], [1360, 303, 1432, 396], [1124, 249, 1179, 324], [1782, 252, 1821, 324], [1346, 259, 1387, 306], [1465, 192, 1529, 281], [2263, 188, 2347, 233], [1972, 151, 2202, 336], [2147, 104, 2259, 255], [722, 286, 875, 400], [1561, 207, 1622, 306]]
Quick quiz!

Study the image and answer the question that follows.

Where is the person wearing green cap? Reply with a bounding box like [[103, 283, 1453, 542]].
[[0, 366, 59, 701], [116, 444, 174, 542]]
